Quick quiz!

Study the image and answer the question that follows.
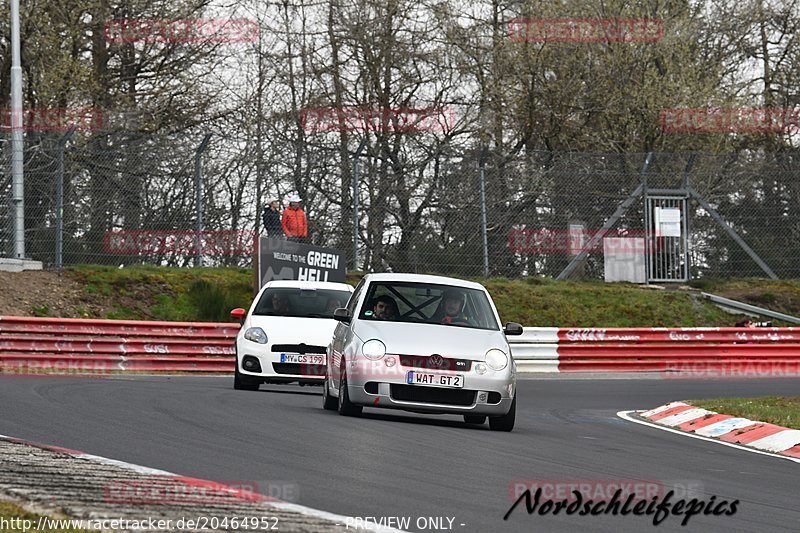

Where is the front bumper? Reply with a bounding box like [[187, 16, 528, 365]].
[[344, 358, 515, 416], [237, 341, 326, 382]]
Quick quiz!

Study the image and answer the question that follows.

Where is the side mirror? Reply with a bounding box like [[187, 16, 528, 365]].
[[504, 322, 523, 336], [230, 308, 246, 325], [333, 307, 352, 323]]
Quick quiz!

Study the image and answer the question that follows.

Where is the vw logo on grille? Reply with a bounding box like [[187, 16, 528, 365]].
[[428, 354, 445, 368]]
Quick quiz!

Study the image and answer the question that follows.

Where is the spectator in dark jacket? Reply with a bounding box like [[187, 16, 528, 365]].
[[263, 200, 283, 238]]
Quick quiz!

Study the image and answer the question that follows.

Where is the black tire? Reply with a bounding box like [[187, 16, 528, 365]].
[[489, 396, 516, 432], [322, 375, 338, 410], [464, 415, 487, 425], [337, 364, 362, 417], [234, 361, 260, 391]]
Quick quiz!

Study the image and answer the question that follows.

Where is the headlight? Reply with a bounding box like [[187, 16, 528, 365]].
[[485, 348, 508, 371], [362, 339, 386, 360], [244, 327, 268, 344]]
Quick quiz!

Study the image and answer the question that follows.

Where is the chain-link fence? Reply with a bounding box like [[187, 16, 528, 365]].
[[2, 131, 798, 280], [1, 131, 253, 268]]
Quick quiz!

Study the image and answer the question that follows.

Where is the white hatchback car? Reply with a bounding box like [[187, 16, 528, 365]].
[[231, 280, 354, 390], [323, 273, 521, 431]]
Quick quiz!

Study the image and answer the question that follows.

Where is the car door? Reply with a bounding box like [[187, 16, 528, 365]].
[[330, 278, 365, 388]]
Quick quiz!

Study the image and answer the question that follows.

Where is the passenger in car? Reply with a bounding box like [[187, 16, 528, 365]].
[[326, 298, 344, 313], [371, 295, 398, 320], [271, 293, 292, 315]]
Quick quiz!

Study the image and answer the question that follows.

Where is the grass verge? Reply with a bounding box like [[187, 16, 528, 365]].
[[687, 396, 800, 430], [52, 266, 800, 326], [66, 265, 252, 322], [483, 277, 736, 327], [0, 500, 94, 532]]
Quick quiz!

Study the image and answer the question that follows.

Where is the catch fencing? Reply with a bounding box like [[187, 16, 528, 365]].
[[2, 316, 799, 377], [2, 131, 799, 279]]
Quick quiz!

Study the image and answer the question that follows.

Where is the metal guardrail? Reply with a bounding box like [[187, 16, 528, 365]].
[[2, 317, 799, 376], [700, 292, 800, 325], [0, 315, 240, 337], [510, 326, 800, 374], [0, 316, 235, 374]]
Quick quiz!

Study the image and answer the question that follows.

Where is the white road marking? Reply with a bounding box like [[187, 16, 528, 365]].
[[616, 411, 800, 464], [272, 503, 407, 532], [73, 453, 174, 476]]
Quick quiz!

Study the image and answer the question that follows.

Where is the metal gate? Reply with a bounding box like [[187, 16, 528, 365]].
[[645, 195, 689, 282]]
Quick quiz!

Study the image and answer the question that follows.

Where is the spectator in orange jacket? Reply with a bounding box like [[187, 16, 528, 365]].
[[282, 194, 308, 242]]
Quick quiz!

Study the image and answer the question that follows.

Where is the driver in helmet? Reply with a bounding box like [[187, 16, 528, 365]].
[[439, 289, 471, 325]]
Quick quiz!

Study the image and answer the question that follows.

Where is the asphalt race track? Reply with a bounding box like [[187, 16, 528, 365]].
[[2, 374, 799, 532]]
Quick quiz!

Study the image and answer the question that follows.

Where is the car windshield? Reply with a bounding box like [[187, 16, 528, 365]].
[[253, 287, 351, 318], [358, 281, 499, 330]]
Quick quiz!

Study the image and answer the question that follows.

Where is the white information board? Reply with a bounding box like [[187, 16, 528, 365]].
[[654, 207, 682, 237]]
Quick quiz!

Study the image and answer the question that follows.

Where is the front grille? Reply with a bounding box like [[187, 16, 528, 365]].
[[271, 344, 327, 355], [398, 355, 472, 371], [390, 384, 475, 406], [272, 363, 326, 377]]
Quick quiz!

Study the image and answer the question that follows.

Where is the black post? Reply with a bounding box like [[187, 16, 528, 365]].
[[195, 134, 212, 267], [55, 126, 77, 271], [352, 137, 367, 270]]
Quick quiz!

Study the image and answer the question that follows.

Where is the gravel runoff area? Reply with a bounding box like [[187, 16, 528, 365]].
[[0, 438, 367, 532]]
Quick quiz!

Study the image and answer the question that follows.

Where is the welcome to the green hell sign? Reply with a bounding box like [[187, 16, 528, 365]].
[[298, 250, 341, 281], [258, 237, 346, 288]]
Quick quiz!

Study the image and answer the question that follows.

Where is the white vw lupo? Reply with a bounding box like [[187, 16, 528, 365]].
[[323, 273, 522, 431]]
